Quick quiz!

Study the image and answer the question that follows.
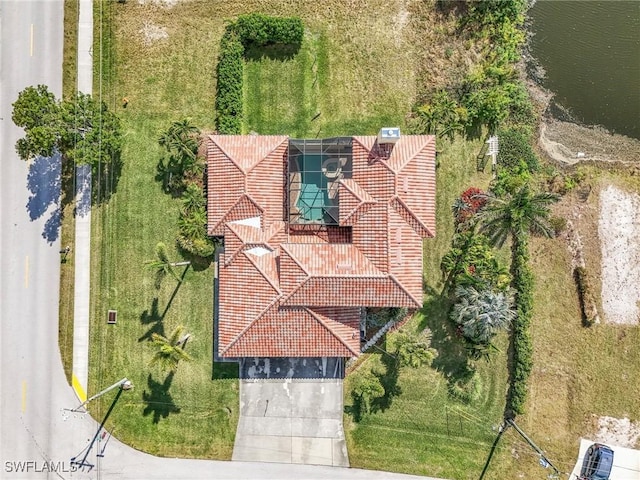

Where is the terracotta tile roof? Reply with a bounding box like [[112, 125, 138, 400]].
[[282, 276, 419, 308], [281, 243, 382, 277], [208, 133, 436, 358], [207, 135, 287, 235], [338, 179, 377, 226], [223, 306, 359, 358]]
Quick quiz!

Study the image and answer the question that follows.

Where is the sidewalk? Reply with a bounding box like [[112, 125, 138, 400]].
[[71, 0, 93, 403]]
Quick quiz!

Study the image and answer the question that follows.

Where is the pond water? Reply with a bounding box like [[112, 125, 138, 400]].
[[528, 0, 640, 139]]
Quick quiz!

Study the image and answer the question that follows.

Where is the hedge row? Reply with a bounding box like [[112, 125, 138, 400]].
[[215, 14, 304, 134], [506, 233, 533, 416], [574, 266, 599, 327], [233, 13, 304, 46]]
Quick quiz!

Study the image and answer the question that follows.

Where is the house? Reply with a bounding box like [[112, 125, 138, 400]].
[[207, 131, 436, 362]]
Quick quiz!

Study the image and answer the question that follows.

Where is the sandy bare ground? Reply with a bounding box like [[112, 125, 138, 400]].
[[139, 21, 168, 46], [594, 416, 640, 449], [598, 185, 640, 325]]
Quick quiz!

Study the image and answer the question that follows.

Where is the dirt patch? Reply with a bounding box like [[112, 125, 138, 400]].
[[593, 416, 640, 448], [599, 185, 640, 325], [139, 21, 168, 46], [137, 0, 179, 8]]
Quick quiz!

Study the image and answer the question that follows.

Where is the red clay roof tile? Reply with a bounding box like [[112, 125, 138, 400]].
[[208, 133, 436, 358]]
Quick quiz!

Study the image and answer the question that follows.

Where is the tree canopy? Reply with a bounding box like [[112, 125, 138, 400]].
[[12, 85, 122, 167], [476, 186, 559, 248]]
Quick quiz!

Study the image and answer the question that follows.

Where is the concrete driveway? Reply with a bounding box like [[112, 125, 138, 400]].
[[570, 438, 640, 479], [233, 358, 349, 466]]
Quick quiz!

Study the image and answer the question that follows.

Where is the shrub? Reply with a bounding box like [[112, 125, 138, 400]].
[[448, 375, 480, 404], [233, 13, 303, 46], [215, 14, 304, 133], [490, 160, 531, 197], [506, 235, 533, 416], [176, 184, 216, 259], [412, 90, 467, 138], [453, 187, 488, 226], [496, 126, 539, 172], [549, 216, 567, 237], [350, 372, 385, 420], [441, 232, 510, 293], [215, 30, 244, 134]]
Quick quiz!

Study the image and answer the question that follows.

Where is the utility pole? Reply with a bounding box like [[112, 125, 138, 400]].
[[71, 386, 126, 469], [506, 418, 561, 478], [71, 377, 133, 413]]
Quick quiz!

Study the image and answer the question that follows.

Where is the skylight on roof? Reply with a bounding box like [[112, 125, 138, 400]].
[[230, 216, 261, 228], [245, 246, 272, 257]]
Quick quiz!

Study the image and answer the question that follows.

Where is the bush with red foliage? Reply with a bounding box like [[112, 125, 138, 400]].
[[454, 187, 487, 226]]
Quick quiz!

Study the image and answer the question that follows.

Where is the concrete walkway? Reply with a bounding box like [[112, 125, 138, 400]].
[[71, 0, 93, 403]]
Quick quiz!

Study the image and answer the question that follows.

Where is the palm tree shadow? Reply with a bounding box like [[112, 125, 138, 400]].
[[138, 267, 188, 342], [138, 298, 164, 342], [160, 266, 189, 317], [142, 372, 181, 424]]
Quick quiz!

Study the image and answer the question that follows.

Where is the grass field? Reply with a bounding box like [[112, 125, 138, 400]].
[[490, 168, 640, 479], [61, 0, 640, 475]]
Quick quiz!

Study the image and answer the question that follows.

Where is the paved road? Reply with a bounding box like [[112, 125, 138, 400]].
[[0, 2, 438, 478], [0, 0, 98, 477]]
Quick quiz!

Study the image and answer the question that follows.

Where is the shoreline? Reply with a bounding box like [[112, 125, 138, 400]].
[[521, 20, 640, 167], [538, 116, 640, 166]]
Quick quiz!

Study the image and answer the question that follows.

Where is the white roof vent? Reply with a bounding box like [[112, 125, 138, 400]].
[[378, 127, 401, 144]]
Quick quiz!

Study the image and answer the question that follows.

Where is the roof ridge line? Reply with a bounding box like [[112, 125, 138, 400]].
[[219, 298, 280, 356], [212, 194, 263, 234], [279, 276, 309, 305], [279, 244, 311, 277], [246, 136, 289, 174], [306, 308, 359, 356], [390, 135, 435, 173], [209, 135, 288, 175], [387, 273, 422, 308], [210, 136, 247, 174], [223, 225, 246, 266], [244, 250, 281, 295], [339, 178, 376, 203], [391, 195, 434, 237]]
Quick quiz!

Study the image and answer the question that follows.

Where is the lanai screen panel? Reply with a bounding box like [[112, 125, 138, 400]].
[[288, 137, 353, 225]]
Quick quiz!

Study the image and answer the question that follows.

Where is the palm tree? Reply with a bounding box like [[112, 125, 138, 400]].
[[145, 242, 190, 289], [149, 325, 192, 372], [393, 330, 437, 369], [450, 285, 515, 345], [181, 183, 205, 213], [476, 185, 559, 250], [158, 119, 200, 167], [178, 207, 207, 239]]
